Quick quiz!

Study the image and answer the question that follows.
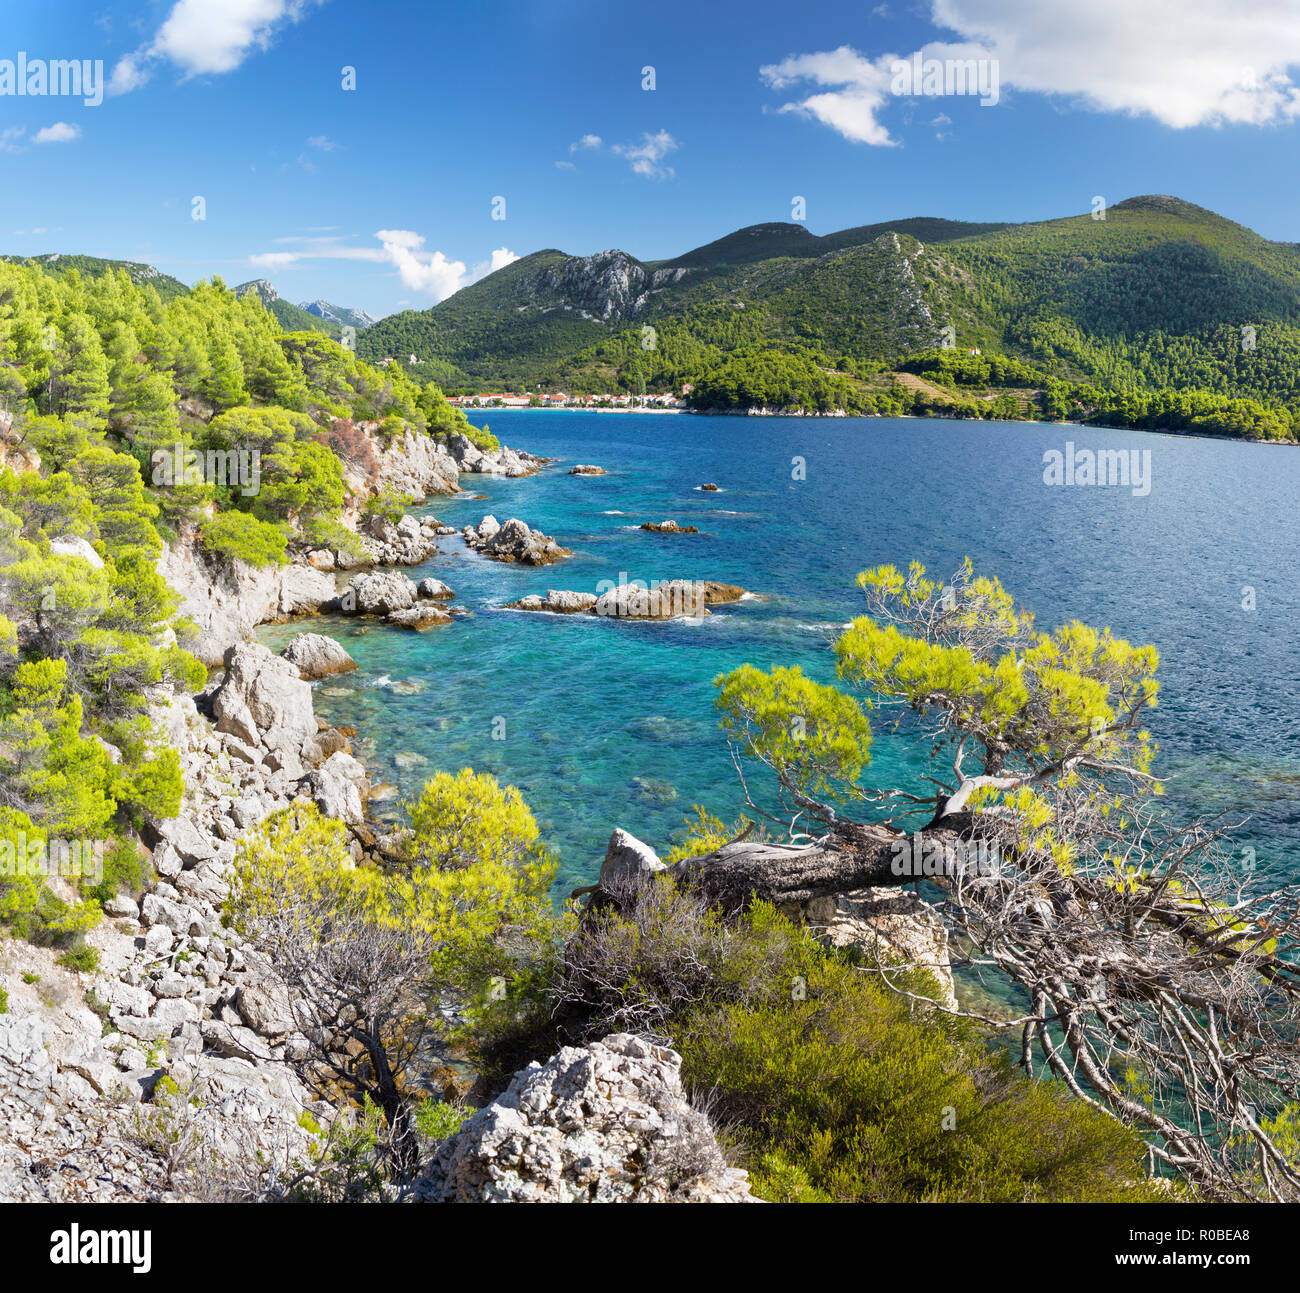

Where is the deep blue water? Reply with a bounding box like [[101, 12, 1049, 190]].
[[259, 413, 1300, 897]]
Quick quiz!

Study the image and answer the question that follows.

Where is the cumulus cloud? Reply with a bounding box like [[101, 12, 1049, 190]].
[[570, 133, 602, 151], [762, 0, 1300, 145], [33, 122, 82, 144], [247, 232, 518, 304], [110, 0, 323, 94], [611, 129, 680, 178]]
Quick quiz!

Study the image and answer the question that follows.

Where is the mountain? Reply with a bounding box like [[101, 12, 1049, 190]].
[[233, 279, 344, 339], [0, 252, 191, 301], [355, 196, 1300, 415], [298, 299, 378, 330]]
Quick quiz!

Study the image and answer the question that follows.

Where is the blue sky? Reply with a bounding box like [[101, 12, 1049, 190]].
[[5, 0, 1300, 318]]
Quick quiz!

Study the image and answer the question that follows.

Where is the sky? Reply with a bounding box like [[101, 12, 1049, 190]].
[[4, 0, 1300, 319]]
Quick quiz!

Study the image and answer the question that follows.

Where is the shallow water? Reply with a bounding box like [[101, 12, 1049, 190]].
[[259, 412, 1300, 897]]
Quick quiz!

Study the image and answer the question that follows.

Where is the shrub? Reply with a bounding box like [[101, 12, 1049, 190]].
[[198, 510, 288, 567], [57, 942, 101, 974], [675, 904, 1162, 1203], [0, 985, 7, 1014]]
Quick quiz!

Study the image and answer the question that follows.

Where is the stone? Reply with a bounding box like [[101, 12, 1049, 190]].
[[419, 1034, 754, 1203], [639, 520, 699, 534], [342, 570, 419, 616], [280, 633, 357, 680], [568, 464, 607, 475], [463, 516, 572, 566], [416, 577, 455, 600], [599, 828, 666, 891], [506, 589, 598, 614], [49, 535, 105, 568], [386, 604, 453, 629], [593, 580, 709, 620]]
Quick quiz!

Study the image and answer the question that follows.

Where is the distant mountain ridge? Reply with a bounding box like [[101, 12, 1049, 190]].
[[298, 299, 378, 330], [352, 195, 1300, 404]]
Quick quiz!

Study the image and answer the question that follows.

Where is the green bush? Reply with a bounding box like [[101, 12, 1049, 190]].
[[675, 904, 1161, 1203], [57, 942, 101, 974], [0, 985, 7, 1014], [198, 510, 288, 567]]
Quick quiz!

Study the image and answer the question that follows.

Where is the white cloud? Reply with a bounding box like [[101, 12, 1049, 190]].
[[570, 133, 602, 151], [0, 126, 25, 153], [110, 0, 322, 94], [306, 134, 338, 151], [245, 232, 517, 303], [465, 247, 520, 285], [247, 251, 300, 271], [555, 159, 576, 170], [761, 0, 1300, 145], [611, 129, 680, 178], [33, 122, 82, 144]]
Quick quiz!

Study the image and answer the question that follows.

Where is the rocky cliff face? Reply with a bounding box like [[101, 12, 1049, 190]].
[[537, 249, 649, 321]]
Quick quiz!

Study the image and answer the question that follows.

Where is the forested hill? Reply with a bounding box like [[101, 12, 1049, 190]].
[[357, 194, 1300, 440]]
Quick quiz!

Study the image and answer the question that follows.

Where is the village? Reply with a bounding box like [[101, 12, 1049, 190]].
[[445, 388, 690, 411]]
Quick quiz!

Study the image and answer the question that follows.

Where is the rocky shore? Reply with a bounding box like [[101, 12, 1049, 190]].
[[0, 425, 952, 1205]]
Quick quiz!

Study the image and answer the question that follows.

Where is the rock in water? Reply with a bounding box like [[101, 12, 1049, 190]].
[[462, 516, 572, 565], [280, 633, 357, 680], [418, 1034, 755, 1203], [639, 520, 699, 534], [506, 589, 598, 614], [568, 464, 607, 476]]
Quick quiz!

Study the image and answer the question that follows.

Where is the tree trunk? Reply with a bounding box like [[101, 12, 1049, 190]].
[[673, 819, 970, 915]]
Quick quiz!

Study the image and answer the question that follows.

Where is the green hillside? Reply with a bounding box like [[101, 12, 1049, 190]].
[[234, 279, 344, 340], [356, 195, 1300, 438], [2, 252, 191, 301]]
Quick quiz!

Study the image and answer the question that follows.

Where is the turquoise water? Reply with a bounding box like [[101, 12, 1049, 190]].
[[259, 413, 1300, 897]]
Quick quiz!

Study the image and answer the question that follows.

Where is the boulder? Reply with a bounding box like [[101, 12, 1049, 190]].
[[463, 516, 572, 566], [506, 589, 598, 614], [568, 464, 607, 476], [341, 571, 419, 616], [49, 536, 105, 569], [419, 1034, 754, 1203], [280, 633, 357, 680], [416, 577, 455, 600], [599, 828, 666, 891], [211, 642, 318, 778], [593, 580, 709, 620], [387, 604, 453, 630], [298, 752, 369, 825]]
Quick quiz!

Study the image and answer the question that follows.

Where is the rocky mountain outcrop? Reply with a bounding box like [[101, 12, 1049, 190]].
[[418, 1034, 754, 1203], [462, 515, 572, 565], [0, 410, 40, 475], [537, 249, 649, 322], [0, 642, 382, 1200]]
